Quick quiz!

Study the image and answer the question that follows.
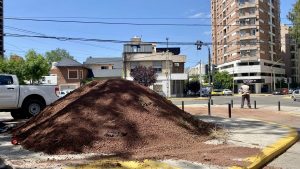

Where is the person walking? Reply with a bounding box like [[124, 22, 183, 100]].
[[239, 82, 251, 108]]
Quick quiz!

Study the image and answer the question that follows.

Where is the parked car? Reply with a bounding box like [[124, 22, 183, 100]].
[[291, 89, 300, 101], [58, 89, 74, 98], [0, 74, 59, 119], [272, 89, 283, 95], [211, 89, 223, 96], [223, 89, 233, 96]]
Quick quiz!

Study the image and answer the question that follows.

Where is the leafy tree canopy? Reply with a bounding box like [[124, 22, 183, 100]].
[[24, 50, 50, 84], [213, 71, 233, 89], [288, 0, 300, 41], [130, 66, 157, 87], [0, 55, 26, 84], [45, 48, 73, 63]]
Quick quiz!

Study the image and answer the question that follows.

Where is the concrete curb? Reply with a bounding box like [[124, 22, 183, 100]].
[[65, 159, 179, 169], [229, 123, 299, 169]]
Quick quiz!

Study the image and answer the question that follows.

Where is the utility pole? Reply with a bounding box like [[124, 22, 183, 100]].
[[195, 40, 212, 101], [208, 46, 212, 102], [232, 69, 235, 94], [199, 60, 202, 97], [0, 0, 3, 58], [166, 37, 170, 98]]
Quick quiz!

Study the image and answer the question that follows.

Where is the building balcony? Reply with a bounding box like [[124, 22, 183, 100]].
[[239, 24, 257, 30], [240, 35, 256, 40], [239, 13, 257, 19], [240, 56, 259, 62], [239, 2, 256, 9], [240, 45, 257, 50]]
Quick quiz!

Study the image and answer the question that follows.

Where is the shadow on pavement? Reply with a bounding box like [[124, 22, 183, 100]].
[[0, 158, 12, 169]]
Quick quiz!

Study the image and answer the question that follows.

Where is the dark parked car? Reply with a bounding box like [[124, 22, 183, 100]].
[[272, 89, 283, 95]]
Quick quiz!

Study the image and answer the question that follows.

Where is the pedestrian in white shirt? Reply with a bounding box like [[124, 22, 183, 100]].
[[239, 82, 251, 108]]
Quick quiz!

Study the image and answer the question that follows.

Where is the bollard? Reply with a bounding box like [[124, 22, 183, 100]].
[[231, 99, 233, 108], [254, 100, 257, 109], [182, 101, 184, 111], [278, 101, 281, 111], [228, 103, 232, 118], [211, 99, 214, 105], [208, 100, 211, 116]]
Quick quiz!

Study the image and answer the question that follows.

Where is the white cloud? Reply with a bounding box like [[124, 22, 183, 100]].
[[204, 31, 212, 35], [189, 12, 205, 18]]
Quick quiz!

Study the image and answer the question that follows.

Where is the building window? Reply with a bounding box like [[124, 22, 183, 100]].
[[79, 70, 83, 79], [130, 62, 139, 72], [153, 61, 162, 73], [174, 63, 180, 67], [68, 70, 78, 79], [291, 53, 295, 59], [131, 45, 140, 52], [101, 66, 109, 69]]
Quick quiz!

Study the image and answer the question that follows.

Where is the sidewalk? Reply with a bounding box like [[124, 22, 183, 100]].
[[183, 105, 300, 169]]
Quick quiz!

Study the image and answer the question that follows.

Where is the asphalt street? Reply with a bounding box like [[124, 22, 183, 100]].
[[171, 95, 300, 108]]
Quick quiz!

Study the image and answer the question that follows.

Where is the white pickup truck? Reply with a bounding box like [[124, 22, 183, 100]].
[[0, 74, 59, 119]]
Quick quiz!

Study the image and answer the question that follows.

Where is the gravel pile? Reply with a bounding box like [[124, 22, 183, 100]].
[[12, 79, 258, 167]]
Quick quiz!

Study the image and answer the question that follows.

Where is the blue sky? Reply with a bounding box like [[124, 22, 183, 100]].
[[4, 0, 297, 67]]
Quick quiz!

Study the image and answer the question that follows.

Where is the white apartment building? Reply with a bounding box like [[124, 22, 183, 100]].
[[123, 37, 188, 97]]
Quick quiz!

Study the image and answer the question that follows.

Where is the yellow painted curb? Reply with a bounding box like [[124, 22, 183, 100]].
[[229, 124, 299, 169], [65, 159, 179, 169]]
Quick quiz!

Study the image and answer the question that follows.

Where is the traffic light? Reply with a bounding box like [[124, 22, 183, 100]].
[[196, 40, 203, 50]]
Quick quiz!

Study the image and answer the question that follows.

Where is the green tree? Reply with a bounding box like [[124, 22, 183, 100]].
[[0, 55, 26, 84], [186, 79, 200, 94], [288, 0, 300, 41], [24, 50, 50, 84], [213, 71, 233, 89], [45, 48, 73, 63]]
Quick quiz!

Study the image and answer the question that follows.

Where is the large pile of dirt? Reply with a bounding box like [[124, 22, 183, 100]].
[[12, 79, 258, 167]]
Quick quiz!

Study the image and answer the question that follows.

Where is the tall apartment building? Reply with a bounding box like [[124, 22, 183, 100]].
[[211, 0, 285, 93], [281, 25, 299, 84]]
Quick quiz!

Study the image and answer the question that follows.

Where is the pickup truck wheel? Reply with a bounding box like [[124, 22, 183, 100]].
[[23, 99, 46, 117], [11, 110, 26, 119]]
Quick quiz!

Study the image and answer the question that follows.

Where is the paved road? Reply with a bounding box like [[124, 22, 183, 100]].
[[171, 95, 300, 108]]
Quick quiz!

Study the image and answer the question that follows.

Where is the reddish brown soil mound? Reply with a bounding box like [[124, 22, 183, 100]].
[[13, 79, 259, 167]]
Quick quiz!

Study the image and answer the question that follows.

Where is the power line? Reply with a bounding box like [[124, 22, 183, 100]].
[[5, 16, 293, 20], [5, 33, 283, 46], [4, 26, 122, 52], [4, 17, 294, 27], [4, 33, 201, 45]]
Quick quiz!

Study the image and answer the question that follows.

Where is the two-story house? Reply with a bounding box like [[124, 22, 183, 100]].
[[50, 58, 90, 91], [123, 37, 188, 97], [83, 57, 122, 80]]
